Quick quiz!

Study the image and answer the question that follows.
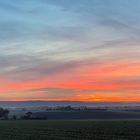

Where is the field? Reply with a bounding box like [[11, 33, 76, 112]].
[[0, 120, 139, 140], [33, 110, 140, 120]]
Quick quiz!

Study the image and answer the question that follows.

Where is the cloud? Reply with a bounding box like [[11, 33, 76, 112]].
[[0, 0, 139, 101], [99, 17, 140, 39]]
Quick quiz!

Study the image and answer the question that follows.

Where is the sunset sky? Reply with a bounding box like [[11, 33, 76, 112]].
[[0, 0, 140, 102]]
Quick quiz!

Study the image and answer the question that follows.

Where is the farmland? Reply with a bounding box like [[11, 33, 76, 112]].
[[0, 120, 139, 140], [33, 110, 140, 120]]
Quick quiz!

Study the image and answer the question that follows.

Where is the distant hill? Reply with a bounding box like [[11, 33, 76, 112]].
[[0, 101, 139, 108]]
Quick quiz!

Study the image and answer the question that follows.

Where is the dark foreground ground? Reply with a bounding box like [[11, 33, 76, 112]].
[[34, 110, 140, 120], [0, 120, 140, 140]]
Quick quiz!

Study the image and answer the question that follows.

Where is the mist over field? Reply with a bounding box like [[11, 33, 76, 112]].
[[0, 101, 140, 108], [0, 0, 139, 139]]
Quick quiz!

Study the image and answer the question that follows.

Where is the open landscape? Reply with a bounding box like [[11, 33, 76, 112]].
[[0, 120, 139, 140], [1, 101, 139, 120], [0, 101, 139, 139], [0, 0, 140, 139]]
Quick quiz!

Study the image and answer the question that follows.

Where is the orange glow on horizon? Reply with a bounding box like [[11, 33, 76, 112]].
[[0, 61, 139, 102]]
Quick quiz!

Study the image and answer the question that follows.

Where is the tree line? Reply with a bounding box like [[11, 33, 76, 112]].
[[0, 107, 48, 120]]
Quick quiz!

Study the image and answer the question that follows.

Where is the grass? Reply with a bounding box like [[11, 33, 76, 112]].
[[0, 120, 139, 140]]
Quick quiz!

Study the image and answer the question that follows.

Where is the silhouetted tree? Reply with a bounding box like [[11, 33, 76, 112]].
[[0, 108, 9, 119], [26, 112, 32, 119]]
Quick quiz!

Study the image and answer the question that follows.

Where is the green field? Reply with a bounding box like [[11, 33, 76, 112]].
[[0, 120, 140, 140]]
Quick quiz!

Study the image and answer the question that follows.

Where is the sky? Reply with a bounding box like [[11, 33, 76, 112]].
[[0, 0, 140, 102]]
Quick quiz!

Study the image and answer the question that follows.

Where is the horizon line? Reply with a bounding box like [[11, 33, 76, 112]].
[[0, 100, 139, 103]]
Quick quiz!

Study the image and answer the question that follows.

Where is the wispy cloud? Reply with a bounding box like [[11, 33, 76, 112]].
[[0, 0, 139, 101]]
